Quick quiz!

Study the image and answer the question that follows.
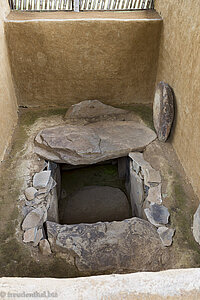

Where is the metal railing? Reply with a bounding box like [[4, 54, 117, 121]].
[[9, 0, 154, 11]]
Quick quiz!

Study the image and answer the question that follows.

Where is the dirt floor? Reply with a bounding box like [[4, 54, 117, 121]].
[[0, 104, 200, 277]]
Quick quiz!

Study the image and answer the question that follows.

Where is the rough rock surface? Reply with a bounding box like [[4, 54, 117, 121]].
[[64, 100, 127, 122], [144, 203, 170, 227], [24, 187, 37, 201], [33, 228, 44, 247], [146, 184, 162, 204], [60, 186, 131, 224], [128, 152, 163, 218], [22, 207, 47, 230], [157, 227, 175, 247], [23, 228, 36, 243], [153, 81, 174, 142], [23, 227, 44, 246], [47, 218, 166, 274], [127, 160, 144, 217], [39, 239, 52, 255], [33, 171, 51, 189], [34, 121, 157, 165]]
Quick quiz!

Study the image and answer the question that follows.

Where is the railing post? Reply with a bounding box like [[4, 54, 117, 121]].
[[74, 0, 79, 11]]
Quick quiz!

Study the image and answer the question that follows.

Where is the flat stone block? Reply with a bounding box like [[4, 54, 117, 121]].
[[33, 171, 51, 189], [144, 203, 170, 227]]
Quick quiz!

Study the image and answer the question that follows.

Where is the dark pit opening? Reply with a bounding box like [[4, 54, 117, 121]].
[[58, 159, 133, 225]]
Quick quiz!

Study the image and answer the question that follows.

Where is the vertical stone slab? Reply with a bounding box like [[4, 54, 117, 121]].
[[153, 81, 174, 142], [128, 159, 144, 218]]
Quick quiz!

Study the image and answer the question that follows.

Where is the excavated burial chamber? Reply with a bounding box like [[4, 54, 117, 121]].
[[47, 155, 151, 226], [58, 160, 133, 225], [23, 101, 173, 274], [43, 154, 171, 275]]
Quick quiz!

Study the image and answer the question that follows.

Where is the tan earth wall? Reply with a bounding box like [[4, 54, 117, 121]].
[[154, 1, 200, 197], [5, 11, 162, 108], [0, 0, 18, 162]]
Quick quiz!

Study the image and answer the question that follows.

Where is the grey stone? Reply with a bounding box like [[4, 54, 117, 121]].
[[47, 218, 166, 274], [33, 228, 44, 247], [23, 227, 37, 243], [64, 100, 127, 123], [144, 203, 170, 227], [128, 152, 161, 186], [22, 207, 47, 230], [46, 187, 59, 223], [24, 187, 37, 201], [127, 160, 144, 217], [153, 81, 174, 142], [33, 171, 51, 189], [157, 227, 175, 247], [39, 239, 52, 255], [34, 121, 157, 165], [128, 152, 151, 175], [60, 186, 131, 225], [23, 227, 44, 246], [143, 167, 161, 187], [193, 204, 200, 244], [25, 197, 44, 207], [36, 177, 57, 195], [146, 184, 162, 204], [22, 206, 34, 217]]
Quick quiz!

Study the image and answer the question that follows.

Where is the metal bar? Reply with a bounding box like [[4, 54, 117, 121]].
[[36, 0, 40, 10], [74, 0, 79, 11], [131, 0, 136, 9], [104, 0, 109, 10], [118, 0, 123, 10], [135, 0, 140, 9], [80, 0, 86, 10], [85, 0, 90, 10], [115, 0, 120, 9], [94, 0, 98, 10], [56, 0, 59, 9], [123, 0, 128, 9], [90, 0, 95, 10], [110, 0, 115, 10], [9, 0, 154, 10]]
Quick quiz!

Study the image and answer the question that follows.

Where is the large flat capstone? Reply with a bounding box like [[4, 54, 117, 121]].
[[34, 121, 157, 165], [64, 99, 127, 122], [47, 218, 167, 274]]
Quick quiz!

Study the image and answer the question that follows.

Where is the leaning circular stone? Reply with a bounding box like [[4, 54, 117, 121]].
[[153, 81, 174, 142]]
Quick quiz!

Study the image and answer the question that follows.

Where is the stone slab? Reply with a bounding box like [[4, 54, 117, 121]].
[[47, 217, 166, 274], [144, 203, 170, 227], [24, 187, 37, 201], [33, 171, 51, 189], [22, 207, 47, 230], [128, 160, 144, 217], [64, 100, 127, 122], [157, 227, 175, 247], [34, 121, 157, 165], [153, 81, 174, 142]]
